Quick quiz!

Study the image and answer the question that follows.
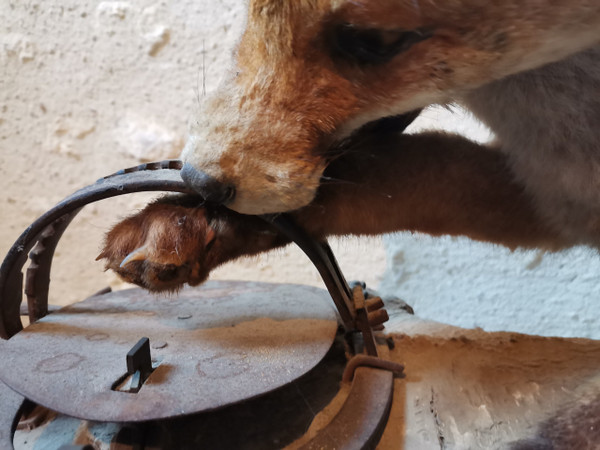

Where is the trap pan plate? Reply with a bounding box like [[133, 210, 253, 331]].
[[0, 280, 338, 422]]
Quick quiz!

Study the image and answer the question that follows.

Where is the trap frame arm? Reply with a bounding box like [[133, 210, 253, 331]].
[[0, 161, 357, 339], [0, 161, 191, 339]]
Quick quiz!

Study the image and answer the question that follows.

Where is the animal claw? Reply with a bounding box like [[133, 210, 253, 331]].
[[120, 245, 149, 268]]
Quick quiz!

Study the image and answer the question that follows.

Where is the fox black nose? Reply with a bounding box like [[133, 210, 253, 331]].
[[181, 163, 236, 205]]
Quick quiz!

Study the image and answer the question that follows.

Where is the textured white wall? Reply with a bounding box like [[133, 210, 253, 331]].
[[382, 107, 600, 339], [2, 1, 597, 339]]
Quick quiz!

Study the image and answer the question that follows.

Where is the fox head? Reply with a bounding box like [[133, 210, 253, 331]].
[[181, 0, 599, 214]]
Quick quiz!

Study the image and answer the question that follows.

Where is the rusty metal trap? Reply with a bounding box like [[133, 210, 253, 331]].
[[0, 161, 404, 449]]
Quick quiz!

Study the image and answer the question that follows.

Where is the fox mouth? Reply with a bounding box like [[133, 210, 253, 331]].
[[181, 110, 421, 216], [332, 110, 421, 148], [321, 110, 421, 165], [244, 110, 423, 214]]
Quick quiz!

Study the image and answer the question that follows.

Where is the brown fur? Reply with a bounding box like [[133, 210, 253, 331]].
[[99, 129, 565, 291], [100, 0, 600, 288]]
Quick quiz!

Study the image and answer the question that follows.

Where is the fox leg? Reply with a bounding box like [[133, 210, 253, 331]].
[[99, 131, 566, 292], [296, 131, 565, 250]]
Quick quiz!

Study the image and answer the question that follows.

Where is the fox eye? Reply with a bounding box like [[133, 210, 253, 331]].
[[331, 24, 432, 65]]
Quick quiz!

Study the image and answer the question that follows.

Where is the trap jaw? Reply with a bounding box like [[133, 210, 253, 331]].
[[0, 160, 403, 449], [0, 159, 389, 351]]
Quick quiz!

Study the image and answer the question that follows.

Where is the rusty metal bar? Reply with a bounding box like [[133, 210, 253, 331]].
[[268, 214, 356, 331], [352, 286, 378, 356], [300, 367, 394, 450], [25, 214, 78, 323]]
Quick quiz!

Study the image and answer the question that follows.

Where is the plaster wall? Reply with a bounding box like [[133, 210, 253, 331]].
[[1, 1, 598, 339]]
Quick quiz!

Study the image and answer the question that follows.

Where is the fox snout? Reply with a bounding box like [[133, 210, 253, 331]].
[[181, 119, 327, 214], [180, 163, 236, 206]]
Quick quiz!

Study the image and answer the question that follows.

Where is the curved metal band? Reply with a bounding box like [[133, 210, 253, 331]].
[[0, 163, 193, 339], [267, 215, 355, 331], [300, 367, 394, 450], [0, 161, 355, 339]]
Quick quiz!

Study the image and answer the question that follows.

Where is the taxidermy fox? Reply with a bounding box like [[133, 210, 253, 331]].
[[99, 0, 600, 293]]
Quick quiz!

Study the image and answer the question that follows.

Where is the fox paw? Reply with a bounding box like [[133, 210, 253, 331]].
[[97, 200, 215, 292]]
